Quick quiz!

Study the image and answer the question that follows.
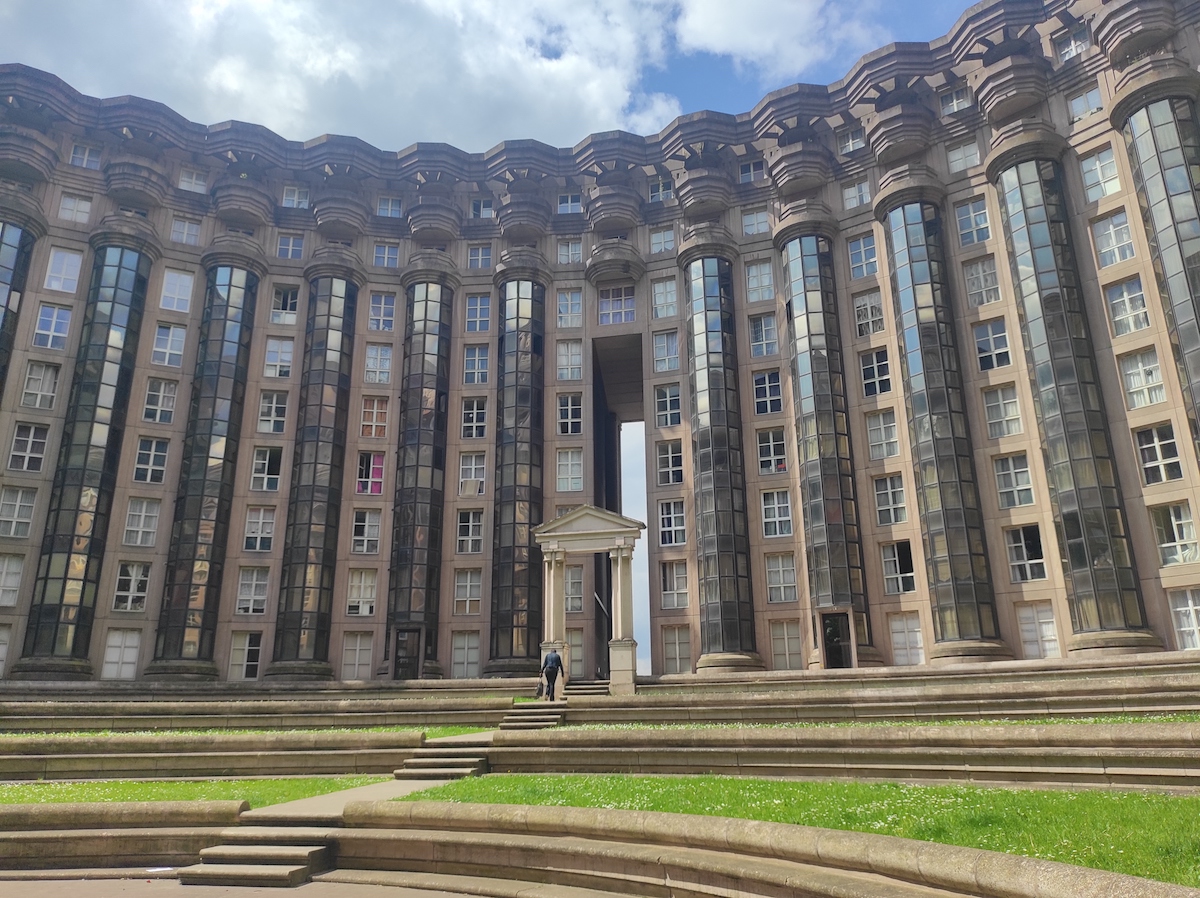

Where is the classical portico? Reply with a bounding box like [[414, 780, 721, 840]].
[[533, 506, 646, 696]]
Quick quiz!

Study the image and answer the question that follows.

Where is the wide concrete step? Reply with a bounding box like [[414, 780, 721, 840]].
[[178, 861, 311, 887], [317, 868, 650, 898], [199, 843, 329, 866], [499, 720, 561, 730], [394, 765, 484, 780], [403, 756, 487, 769], [220, 825, 338, 845], [410, 746, 492, 758]]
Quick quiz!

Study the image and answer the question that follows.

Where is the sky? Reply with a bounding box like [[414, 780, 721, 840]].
[[0, 0, 971, 674]]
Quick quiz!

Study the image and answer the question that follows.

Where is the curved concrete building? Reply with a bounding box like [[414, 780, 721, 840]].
[[0, 0, 1197, 683]]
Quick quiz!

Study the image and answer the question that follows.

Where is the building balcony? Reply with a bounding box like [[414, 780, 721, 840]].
[[212, 178, 275, 228], [91, 212, 163, 262], [0, 124, 59, 182], [866, 103, 935, 167], [585, 184, 642, 236], [407, 193, 462, 243], [312, 189, 372, 240], [104, 154, 170, 208], [401, 249, 460, 291], [1095, 0, 1176, 69], [585, 238, 645, 285], [0, 181, 47, 238], [202, 232, 268, 277], [497, 190, 551, 241], [304, 243, 366, 287], [494, 246, 549, 284], [678, 221, 736, 268], [1110, 52, 1200, 129], [974, 53, 1052, 125], [674, 166, 732, 220], [765, 141, 832, 199], [773, 200, 837, 246]]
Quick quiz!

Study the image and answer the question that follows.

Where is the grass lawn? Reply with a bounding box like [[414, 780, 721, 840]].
[[0, 775, 389, 807], [403, 774, 1200, 887], [562, 712, 1200, 730]]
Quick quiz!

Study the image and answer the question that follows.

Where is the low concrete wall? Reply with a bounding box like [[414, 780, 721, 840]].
[[0, 800, 247, 830], [337, 800, 1199, 898]]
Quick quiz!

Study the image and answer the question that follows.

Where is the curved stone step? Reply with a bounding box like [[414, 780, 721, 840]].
[[178, 861, 310, 887]]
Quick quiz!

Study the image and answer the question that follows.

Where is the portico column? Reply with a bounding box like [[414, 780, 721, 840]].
[[608, 542, 637, 695], [539, 547, 566, 699]]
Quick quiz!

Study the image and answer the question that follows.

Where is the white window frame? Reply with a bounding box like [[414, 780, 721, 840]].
[[745, 261, 774, 303], [347, 569, 377, 616], [1006, 525, 1047, 582], [257, 390, 288, 434], [557, 340, 583, 380], [882, 541, 916, 594], [244, 506, 276, 552], [655, 384, 681, 427], [1119, 347, 1164, 409], [457, 511, 484, 554], [235, 567, 270, 614], [1081, 147, 1119, 202], [874, 474, 906, 525], [964, 257, 1001, 307], [653, 331, 679, 372], [454, 568, 483, 612], [264, 338, 294, 378], [659, 499, 686, 546], [113, 561, 150, 612], [984, 384, 1022, 438], [1093, 211, 1135, 267], [661, 560, 688, 609], [765, 553, 797, 604], [1136, 423, 1183, 485], [143, 379, 177, 424], [848, 234, 877, 279], [21, 362, 58, 410], [0, 487, 35, 538], [867, 409, 899, 460], [994, 453, 1034, 508], [351, 509, 382, 554], [1152, 503, 1200, 566], [44, 249, 82, 293], [761, 490, 792, 537], [854, 291, 885, 336], [123, 497, 160, 546]]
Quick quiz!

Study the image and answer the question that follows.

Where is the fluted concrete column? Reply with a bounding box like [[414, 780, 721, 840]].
[[681, 249, 761, 672], [266, 258, 360, 680], [389, 262, 456, 679], [989, 146, 1156, 656], [876, 190, 1009, 663], [147, 249, 262, 680], [779, 228, 873, 660], [14, 237, 154, 679]]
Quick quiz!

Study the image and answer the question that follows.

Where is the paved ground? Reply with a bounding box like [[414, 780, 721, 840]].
[[0, 879, 478, 897]]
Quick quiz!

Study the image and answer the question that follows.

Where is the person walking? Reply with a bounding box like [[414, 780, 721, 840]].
[[541, 646, 563, 701]]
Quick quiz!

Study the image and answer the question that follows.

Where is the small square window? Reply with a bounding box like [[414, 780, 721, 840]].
[[123, 497, 161, 546], [1119, 347, 1164, 409], [659, 499, 686, 546], [1136, 423, 1183, 485], [742, 209, 770, 236], [848, 234, 877, 279], [282, 186, 309, 209], [964, 257, 1001, 307], [133, 437, 168, 483], [356, 451, 386, 495], [1081, 147, 1119, 202], [655, 384, 681, 427], [467, 245, 491, 269], [882, 541, 915, 593], [975, 319, 1011, 370], [361, 396, 389, 438], [277, 235, 304, 259], [21, 362, 59, 410], [44, 249, 82, 294], [753, 370, 783, 415], [351, 509, 381, 553], [33, 304, 72, 350], [648, 179, 673, 202], [264, 338, 293, 377], [867, 409, 899, 460], [598, 286, 635, 324], [557, 289, 582, 329], [874, 474, 906, 525], [861, 348, 891, 396], [842, 180, 870, 210], [374, 244, 399, 268], [1069, 86, 1103, 122], [558, 193, 582, 214], [739, 160, 765, 183], [244, 506, 276, 552], [558, 239, 583, 264], [854, 291, 885, 336], [160, 270, 194, 313], [471, 198, 494, 219], [749, 313, 777, 357], [258, 391, 288, 433], [650, 228, 675, 254], [652, 279, 677, 319], [369, 293, 396, 331], [69, 144, 101, 170], [757, 428, 786, 475], [956, 198, 990, 246], [984, 384, 1022, 438], [837, 126, 865, 154], [58, 194, 91, 224], [457, 511, 484, 554], [152, 324, 187, 367], [0, 487, 35, 537], [557, 340, 583, 379], [462, 398, 487, 439], [251, 447, 282, 491], [143, 379, 177, 424], [8, 423, 48, 472], [377, 196, 402, 218], [1106, 276, 1149, 336], [994, 453, 1034, 508], [170, 218, 201, 246], [657, 439, 684, 486], [653, 331, 679, 372], [745, 260, 774, 302], [558, 393, 583, 435], [465, 295, 490, 332], [939, 85, 972, 114], [947, 141, 980, 173], [463, 345, 489, 384], [1055, 24, 1091, 62], [1152, 502, 1199, 565], [178, 168, 207, 193]]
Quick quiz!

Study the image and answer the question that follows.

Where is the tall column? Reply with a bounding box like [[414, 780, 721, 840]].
[[990, 146, 1155, 655], [389, 265, 455, 679], [607, 541, 637, 695], [0, 211, 43, 403], [147, 242, 263, 679], [1118, 95, 1200, 456], [14, 233, 156, 679], [540, 548, 566, 646], [266, 256, 360, 680], [779, 227, 873, 660], [877, 192, 1008, 663], [681, 248, 761, 671], [485, 262, 545, 676]]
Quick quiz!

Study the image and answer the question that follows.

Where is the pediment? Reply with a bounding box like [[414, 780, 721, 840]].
[[534, 504, 645, 548]]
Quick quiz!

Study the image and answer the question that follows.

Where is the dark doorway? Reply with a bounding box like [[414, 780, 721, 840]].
[[822, 613, 853, 669], [394, 629, 421, 680]]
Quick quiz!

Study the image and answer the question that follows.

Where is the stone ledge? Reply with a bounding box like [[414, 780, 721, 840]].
[[0, 801, 247, 831]]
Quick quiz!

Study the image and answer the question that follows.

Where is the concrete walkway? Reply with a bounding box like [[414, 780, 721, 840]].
[[0, 878, 481, 897]]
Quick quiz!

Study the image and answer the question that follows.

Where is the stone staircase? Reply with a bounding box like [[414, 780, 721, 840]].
[[564, 679, 610, 696], [177, 825, 332, 887], [393, 736, 492, 781], [499, 699, 566, 730]]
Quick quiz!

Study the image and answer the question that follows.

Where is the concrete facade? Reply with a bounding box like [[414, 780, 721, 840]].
[[0, 0, 1198, 682]]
